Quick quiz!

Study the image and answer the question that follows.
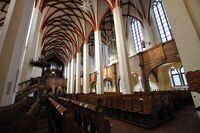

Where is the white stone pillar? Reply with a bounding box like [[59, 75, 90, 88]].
[[94, 30, 104, 94], [19, 7, 42, 82], [113, 7, 133, 94], [63, 64, 67, 79], [0, 0, 35, 106], [30, 34, 42, 78], [83, 43, 90, 94], [67, 62, 71, 93], [76, 52, 81, 93], [163, 0, 200, 117], [70, 58, 75, 93]]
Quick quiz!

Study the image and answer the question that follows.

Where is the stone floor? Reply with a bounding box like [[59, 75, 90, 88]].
[[106, 105, 200, 133]]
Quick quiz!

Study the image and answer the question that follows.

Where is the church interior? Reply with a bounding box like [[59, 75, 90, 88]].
[[0, 0, 200, 133]]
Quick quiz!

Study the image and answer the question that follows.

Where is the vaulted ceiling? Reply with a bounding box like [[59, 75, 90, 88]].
[[0, 0, 10, 27], [39, 0, 152, 64], [1, 0, 152, 65]]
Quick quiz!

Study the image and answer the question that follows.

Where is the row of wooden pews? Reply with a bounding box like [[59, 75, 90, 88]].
[[56, 97, 111, 133], [78, 93, 161, 128], [48, 97, 88, 133], [0, 96, 41, 133], [0, 99, 28, 133], [24, 97, 41, 133], [62, 90, 192, 129]]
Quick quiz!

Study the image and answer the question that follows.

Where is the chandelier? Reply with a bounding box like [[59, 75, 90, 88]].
[[79, 0, 93, 12]]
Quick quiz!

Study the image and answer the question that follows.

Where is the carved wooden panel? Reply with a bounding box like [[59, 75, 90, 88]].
[[186, 70, 200, 93], [143, 40, 181, 76], [102, 64, 117, 90], [129, 55, 141, 75], [103, 65, 114, 79], [89, 72, 97, 83], [46, 77, 67, 92], [143, 45, 165, 75], [163, 40, 180, 61]]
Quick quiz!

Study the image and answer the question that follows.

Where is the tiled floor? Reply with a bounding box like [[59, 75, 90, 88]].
[[106, 105, 200, 133]]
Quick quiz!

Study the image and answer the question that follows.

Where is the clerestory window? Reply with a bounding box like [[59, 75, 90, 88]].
[[153, 0, 173, 43], [131, 19, 144, 53]]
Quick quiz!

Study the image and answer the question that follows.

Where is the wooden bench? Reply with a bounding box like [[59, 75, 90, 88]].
[[58, 97, 111, 133], [48, 97, 86, 133], [63, 90, 191, 128], [0, 99, 28, 132], [14, 98, 41, 133], [0, 97, 42, 133], [72, 93, 168, 128]]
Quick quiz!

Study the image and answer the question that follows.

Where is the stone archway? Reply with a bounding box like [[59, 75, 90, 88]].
[[103, 78, 113, 93], [55, 85, 65, 95], [90, 81, 96, 93]]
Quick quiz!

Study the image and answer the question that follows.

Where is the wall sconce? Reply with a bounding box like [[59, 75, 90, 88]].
[[146, 41, 151, 46], [141, 41, 151, 48]]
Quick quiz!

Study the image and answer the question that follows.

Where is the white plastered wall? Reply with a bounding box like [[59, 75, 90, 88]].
[[163, 0, 200, 117]]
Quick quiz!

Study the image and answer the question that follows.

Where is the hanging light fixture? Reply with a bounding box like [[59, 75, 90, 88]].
[[79, 0, 93, 12]]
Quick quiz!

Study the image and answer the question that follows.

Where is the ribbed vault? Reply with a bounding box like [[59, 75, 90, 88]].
[[38, 0, 151, 65], [0, 0, 10, 27]]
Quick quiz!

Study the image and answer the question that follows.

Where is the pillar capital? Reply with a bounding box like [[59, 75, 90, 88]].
[[76, 49, 81, 53], [106, 0, 117, 11], [84, 37, 89, 44]]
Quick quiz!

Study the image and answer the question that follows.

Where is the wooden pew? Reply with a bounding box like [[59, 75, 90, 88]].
[[14, 98, 41, 133], [0, 99, 28, 132], [63, 90, 191, 129], [74, 93, 162, 128], [48, 97, 86, 133], [58, 97, 111, 133], [0, 97, 42, 133]]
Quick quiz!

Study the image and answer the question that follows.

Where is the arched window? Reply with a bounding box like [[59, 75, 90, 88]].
[[104, 80, 112, 92], [153, 0, 172, 43], [131, 19, 144, 53], [170, 68, 182, 87], [179, 66, 188, 86], [91, 82, 96, 93]]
